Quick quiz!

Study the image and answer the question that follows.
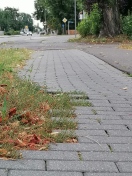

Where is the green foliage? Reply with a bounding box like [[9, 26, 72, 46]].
[[0, 7, 33, 33], [34, 0, 81, 32], [122, 13, 132, 36], [4, 30, 20, 35], [77, 4, 101, 37]]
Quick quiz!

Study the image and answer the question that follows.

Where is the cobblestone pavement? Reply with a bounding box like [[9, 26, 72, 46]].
[[1, 36, 132, 176]]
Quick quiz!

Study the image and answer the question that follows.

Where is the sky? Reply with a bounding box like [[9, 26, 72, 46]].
[[0, 0, 43, 28]]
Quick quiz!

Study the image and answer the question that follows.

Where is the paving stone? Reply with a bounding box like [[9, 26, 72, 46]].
[[81, 152, 132, 162], [0, 159, 45, 170], [108, 130, 132, 137], [76, 119, 99, 124], [111, 144, 132, 152], [21, 151, 78, 160], [113, 108, 132, 112], [87, 103, 112, 107], [76, 115, 121, 120], [84, 173, 132, 176], [78, 136, 132, 144], [0, 169, 8, 176], [50, 143, 110, 152], [9, 170, 83, 176], [75, 130, 107, 136], [111, 104, 132, 108], [101, 120, 132, 125], [47, 160, 118, 172], [75, 107, 113, 111], [121, 115, 132, 119], [97, 111, 131, 115], [117, 162, 132, 172], [78, 124, 127, 130]]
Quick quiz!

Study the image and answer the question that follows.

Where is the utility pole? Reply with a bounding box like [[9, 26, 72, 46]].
[[74, 0, 76, 38]]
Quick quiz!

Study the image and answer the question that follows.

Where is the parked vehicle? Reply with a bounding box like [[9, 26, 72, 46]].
[[20, 31, 32, 36]]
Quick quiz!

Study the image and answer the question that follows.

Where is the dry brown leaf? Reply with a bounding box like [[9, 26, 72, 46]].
[[16, 139, 27, 147], [0, 87, 7, 94], [9, 107, 17, 118], [40, 102, 50, 112], [0, 149, 8, 156], [10, 121, 20, 128], [39, 146, 47, 151]]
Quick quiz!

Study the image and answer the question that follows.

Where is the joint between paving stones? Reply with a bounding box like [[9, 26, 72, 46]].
[[115, 162, 121, 173], [45, 160, 47, 171], [104, 130, 109, 136]]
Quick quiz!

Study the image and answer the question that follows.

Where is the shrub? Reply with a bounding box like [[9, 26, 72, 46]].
[[122, 13, 132, 36], [4, 30, 20, 35], [77, 3, 101, 37]]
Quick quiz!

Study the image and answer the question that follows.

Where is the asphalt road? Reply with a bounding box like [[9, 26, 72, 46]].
[[0, 34, 132, 74]]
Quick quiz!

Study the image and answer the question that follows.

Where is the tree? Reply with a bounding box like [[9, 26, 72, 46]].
[[0, 7, 33, 32], [18, 13, 33, 31], [84, 0, 132, 37], [34, 0, 81, 33]]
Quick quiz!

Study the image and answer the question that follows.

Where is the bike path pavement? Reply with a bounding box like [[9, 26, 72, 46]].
[[0, 37, 132, 176]]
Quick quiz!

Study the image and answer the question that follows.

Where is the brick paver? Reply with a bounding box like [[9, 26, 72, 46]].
[[1, 36, 132, 175]]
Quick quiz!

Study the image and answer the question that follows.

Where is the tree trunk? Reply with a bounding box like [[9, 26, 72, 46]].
[[99, 1, 121, 37]]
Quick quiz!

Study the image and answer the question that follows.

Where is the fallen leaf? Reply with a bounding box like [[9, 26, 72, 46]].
[[0, 87, 7, 94], [0, 149, 8, 156], [9, 107, 17, 118], [29, 134, 41, 144], [0, 84, 7, 87], [39, 146, 47, 151], [0, 117, 2, 123], [10, 121, 20, 128], [16, 139, 27, 147], [40, 102, 50, 112]]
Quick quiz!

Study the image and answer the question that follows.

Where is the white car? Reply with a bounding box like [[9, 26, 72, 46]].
[[26, 31, 32, 36], [20, 31, 32, 36]]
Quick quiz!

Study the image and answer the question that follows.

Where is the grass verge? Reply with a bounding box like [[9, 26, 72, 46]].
[[0, 48, 77, 159], [69, 34, 132, 44]]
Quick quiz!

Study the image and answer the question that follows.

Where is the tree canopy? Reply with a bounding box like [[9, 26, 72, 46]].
[[0, 7, 33, 32], [34, 0, 81, 32]]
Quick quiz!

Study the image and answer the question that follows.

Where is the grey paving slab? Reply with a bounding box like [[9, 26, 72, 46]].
[[9, 170, 83, 176], [47, 160, 118, 172], [78, 136, 132, 144], [82, 152, 132, 162], [50, 143, 110, 152], [76, 115, 122, 120], [75, 130, 107, 136], [117, 162, 132, 172], [113, 107, 132, 112], [0, 159, 45, 170], [78, 124, 127, 130], [101, 120, 132, 125], [84, 173, 132, 176], [0, 169, 8, 176], [107, 130, 132, 137], [2, 35, 132, 175], [21, 151, 78, 160], [111, 144, 132, 152], [121, 115, 132, 119]]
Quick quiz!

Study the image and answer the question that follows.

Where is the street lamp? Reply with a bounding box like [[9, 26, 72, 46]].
[[74, 0, 76, 38]]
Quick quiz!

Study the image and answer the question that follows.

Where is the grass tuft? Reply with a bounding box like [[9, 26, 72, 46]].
[[0, 48, 77, 159]]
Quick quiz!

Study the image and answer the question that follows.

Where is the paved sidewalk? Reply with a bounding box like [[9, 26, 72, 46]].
[[1, 46, 132, 175]]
